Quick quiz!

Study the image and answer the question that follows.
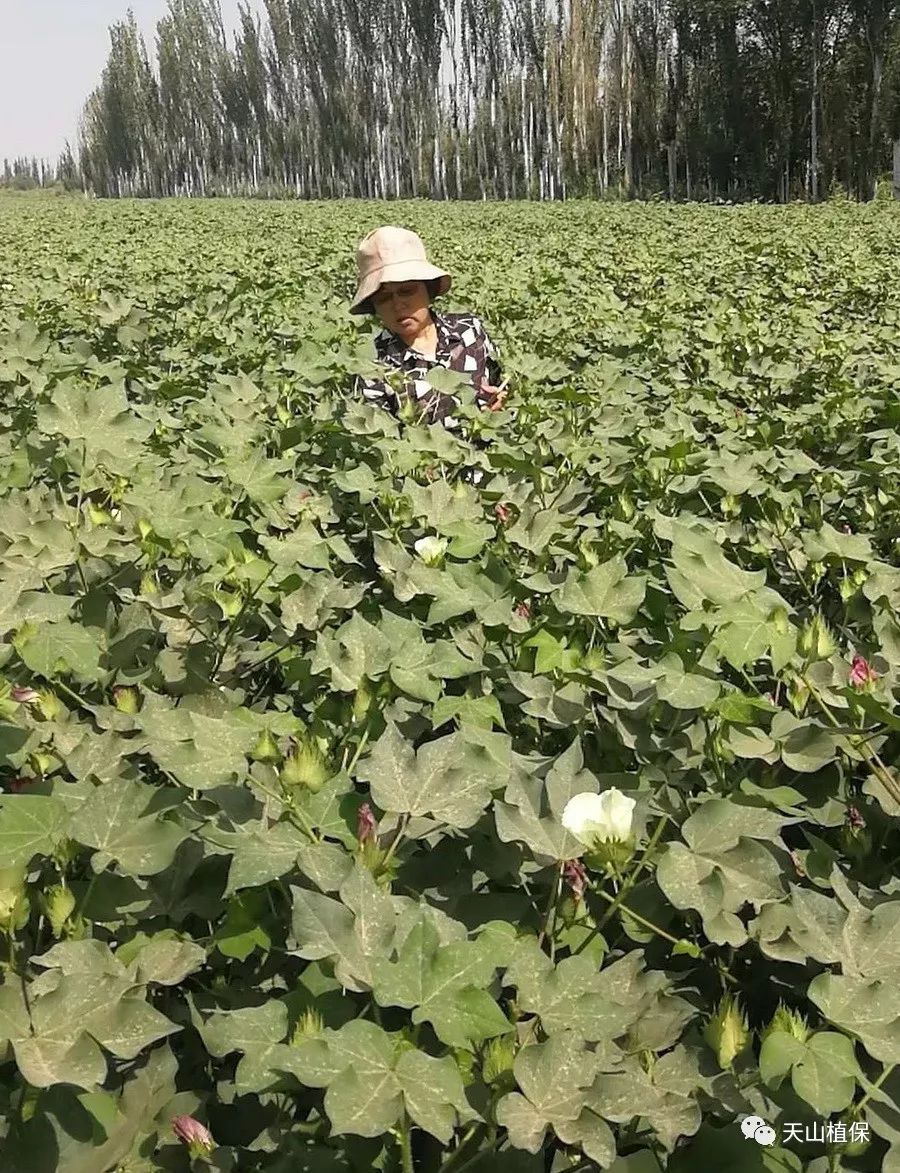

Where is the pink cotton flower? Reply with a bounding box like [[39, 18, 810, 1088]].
[[514, 601, 532, 619], [357, 802, 377, 845], [11, 687, 39, 704], [849, 655, 876, 689], [172, 1115, 214, 1156], [564, 859, 588, 902], [495, 502, 511, 524], [847, 806, 865, 831]]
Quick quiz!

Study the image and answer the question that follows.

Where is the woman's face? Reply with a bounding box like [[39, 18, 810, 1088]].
[[372, 280, 431, 343]]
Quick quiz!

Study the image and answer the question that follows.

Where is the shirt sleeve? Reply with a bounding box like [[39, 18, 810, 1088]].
[[353, 372, 400, 416]]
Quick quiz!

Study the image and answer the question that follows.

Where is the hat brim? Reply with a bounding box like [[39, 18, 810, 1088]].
[[350, 260, 451, 315]]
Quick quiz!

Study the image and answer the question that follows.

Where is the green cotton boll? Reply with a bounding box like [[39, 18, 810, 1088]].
[[482, 1035, 517, 1087], [112, 685, 142, 714], [770, 607, 790, 637], [617, 491, 636, 521], [760, 1002, 811, 1046], [35, 689, 62, 722], [352, 679, 374, 723], [42, 884, 76, 938], [250, 728, 282, 764], [88, 504, 113, 525], [798, 614, 837, 661], [0, 866, 27, 931], [290, 1008, 325, 1044], [280, 737, 329, 792], [703, 996, 751, 1070], [213, 587, 243, 618], [29, 750, 57, 777]]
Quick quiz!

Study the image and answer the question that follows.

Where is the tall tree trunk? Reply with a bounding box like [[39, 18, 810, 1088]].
[[811, 0, 819, 202]]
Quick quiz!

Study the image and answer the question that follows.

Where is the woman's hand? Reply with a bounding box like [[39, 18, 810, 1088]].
[[478, 379, 510, 411]]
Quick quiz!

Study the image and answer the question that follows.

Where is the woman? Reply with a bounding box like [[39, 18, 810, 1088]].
[[351, 226, 508, 430]]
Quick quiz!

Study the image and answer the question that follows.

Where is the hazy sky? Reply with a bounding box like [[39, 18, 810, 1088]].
[[0, 1, 261, 161]]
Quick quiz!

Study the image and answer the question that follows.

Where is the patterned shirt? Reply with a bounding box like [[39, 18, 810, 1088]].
[[354, 310, 502, 429]]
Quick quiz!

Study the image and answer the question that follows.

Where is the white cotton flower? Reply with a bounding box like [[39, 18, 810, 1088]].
[[414, 536, 448, 566], [561, 789, 636, 849]]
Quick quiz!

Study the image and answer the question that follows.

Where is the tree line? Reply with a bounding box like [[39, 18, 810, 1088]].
[[66, 0, 900, 201]]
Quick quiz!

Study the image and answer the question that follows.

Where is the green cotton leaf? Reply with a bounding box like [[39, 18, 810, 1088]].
[[555, 1108, 617, 1167], [803, 522, 873, 564], [311, 611, 394, 690], [681, 798, 790, 855], [809, 973, 900, 1066], [432, 693, 506, 731], [761, 1030, 859, 1116], [146, 710, 254, 790], [774, 716, 839, 773], [201, 999, 290, 1094], [215, 890, 272, 960], [395, 1049, 472, 1142], [655, 657, 721, 710], [372, 910, 514, 1048], [496, 1032, 598, 1152], [656, 829, 786, 948], [27, 970, 178, 1065], [505, 941, 635, 1042], [69, 777, 187, 876], [555, 555, 646, 623], [280, 573, 367, 634], [17, 620, 104, 682], [506, 506, 566, 555], [317, 1021, 402, 1137], [290, 865, 395, 992], [356, 722, 497, 828], [202, 1000, 289, 1058], [495, 766, 587, 862], [587, 1051, 702, 1153], [710, 596, 795, 670], [260, 521, 331, 569], [13, 1032, 108, 1090], [223, 819, 311, 895], [839, 896, 900, 982], [36, 380, 153, 467], [121, 937, 206, 986], [0, 794, 69, 869], [662, 521, 765, 607]]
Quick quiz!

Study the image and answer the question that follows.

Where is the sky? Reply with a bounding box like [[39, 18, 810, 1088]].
[[0, 0, 260, 162]]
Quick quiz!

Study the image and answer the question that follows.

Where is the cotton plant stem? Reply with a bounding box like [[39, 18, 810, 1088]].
[[399, 1110, 414, 1173], [854, 1062, 896, 1116], [537, 860, 565, 949], [381, 811, 411, 867], [249, 774, 320, 843], [595, 816, 668, 933], [801, 671, 900, 805], [440, 1124, 488, 1172], [591, 886, 685, 948]]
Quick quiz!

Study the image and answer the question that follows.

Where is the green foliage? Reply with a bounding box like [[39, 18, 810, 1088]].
[[0, 198, 899, 1172]]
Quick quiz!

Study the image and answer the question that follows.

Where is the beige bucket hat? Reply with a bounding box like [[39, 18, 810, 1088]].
[[350, 226, 451, 315]]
